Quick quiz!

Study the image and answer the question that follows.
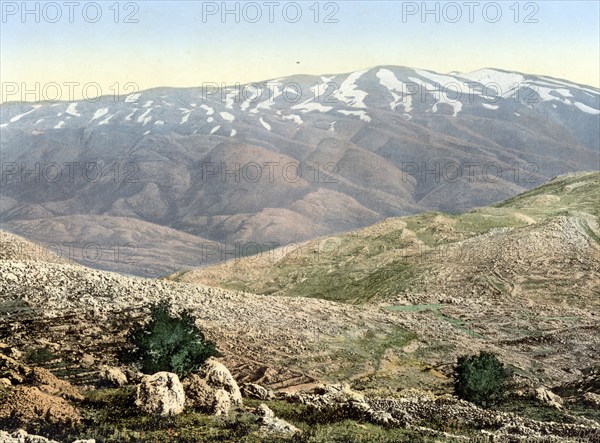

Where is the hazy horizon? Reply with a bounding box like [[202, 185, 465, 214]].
[[1, 1, 599, 102]]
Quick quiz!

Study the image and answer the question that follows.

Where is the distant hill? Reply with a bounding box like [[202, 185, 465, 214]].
[[170, 172, 600, 306]]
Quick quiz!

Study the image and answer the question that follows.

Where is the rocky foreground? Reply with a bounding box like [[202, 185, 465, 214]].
[[1, 338, 599, 443]]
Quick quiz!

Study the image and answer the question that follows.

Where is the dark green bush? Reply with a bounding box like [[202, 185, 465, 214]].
[[454, 351, 508, 407], [121, 299, 219, 377]]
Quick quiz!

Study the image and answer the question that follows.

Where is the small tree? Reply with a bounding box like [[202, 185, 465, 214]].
[[454, 351, 508, 407], [122, 299, 219, 377]]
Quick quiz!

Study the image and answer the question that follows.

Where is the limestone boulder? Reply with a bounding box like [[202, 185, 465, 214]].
[[135, 372, 185, 416], [183, 358, 242, 416]]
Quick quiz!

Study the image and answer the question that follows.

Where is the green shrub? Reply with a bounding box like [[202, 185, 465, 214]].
[[24, 346, 57, 364], [121, 299, 219, 377], [454, 351, 508, 407]]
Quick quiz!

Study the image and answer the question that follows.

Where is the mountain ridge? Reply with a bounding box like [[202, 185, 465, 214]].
[[1, 65, 599, 276]]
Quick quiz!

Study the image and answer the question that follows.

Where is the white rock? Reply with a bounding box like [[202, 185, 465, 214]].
[[183, 358, 242, 416], [535, 386, 563, 409], [135, 372, 185, 416], [98, 365, 128, 388], [257, 403, 301, 436]]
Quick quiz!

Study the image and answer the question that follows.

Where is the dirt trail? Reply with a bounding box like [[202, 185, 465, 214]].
[[512, 212, 537, 225]]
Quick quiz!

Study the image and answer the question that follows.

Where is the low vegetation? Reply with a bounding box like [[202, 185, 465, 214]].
[[120, 299, 220, 378], [454, 351, 509, 407]]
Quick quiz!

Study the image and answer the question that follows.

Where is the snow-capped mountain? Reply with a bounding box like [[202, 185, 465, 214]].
[[1, 66, 599, 276]]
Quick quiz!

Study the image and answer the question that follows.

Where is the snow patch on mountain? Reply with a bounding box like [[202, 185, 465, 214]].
[[338, 109, 371, 122], [220, 111, 235, 122], [66, 103, 81, 117], [125, 109, 138, 121], [414, 69, 479, 97], [253, 82, 282, 112], [90, 108, 109, 122], [482, 103, 499, 110], [284, 86, 301, 97], [241, 86, 261, 112], [461, 69, 524, 97], [536, 86, 571, 103], [432, 93, 462, 116], [10, 105, 42, 123], [377, 69, 413, 112], [137, 108, 152, 124], [290, 77, 338, 113], [282, 114, 303, 125], [260, 117, 272, 131], [210, 125, 221, 134], [125, 93, 141, 103], [180, 109, 192, 124], [225, 91, 237, 109], [573, 102, 600, 115], [98, 114, 114, 126], [538, 76, 600, 96], [200, 105, 215, 115], [334, 70, 368, 108], [54, 121, 64, 129], [291, 99, 332, 113]]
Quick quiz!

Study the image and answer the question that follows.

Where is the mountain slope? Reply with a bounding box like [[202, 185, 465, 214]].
[[169, 171, 600, 387], [170, 172, 600, 303], [2, 66, 599, 276]]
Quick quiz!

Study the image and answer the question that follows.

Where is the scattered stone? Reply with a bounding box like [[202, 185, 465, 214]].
[[534, 386, 563, 409], [256, 403, 300, 436], [581, 392, 600, 408], [0, 343, 22, 360], [183, 358, 242, 416], [80, 354, 95, 367], [135, 372, 185, 416], [98, 365, 128, 388], [0, 429, 60, 443], [0, 352, 29, 384], [120, 366, 144, 385], [241, 382, 274, 400]]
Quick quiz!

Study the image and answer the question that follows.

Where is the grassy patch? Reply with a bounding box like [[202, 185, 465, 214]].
[[5, 386, 467, 443], [496, 397, 572, 423], [435, 314, 487, 339], [318, 328, 419, 381], [0, 299, 35, 318], [23, 347, 58, 365], [280, 260, 417, 304]]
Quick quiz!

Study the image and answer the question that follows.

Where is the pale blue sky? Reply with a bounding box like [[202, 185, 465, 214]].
[[1, 1, 598, 100]]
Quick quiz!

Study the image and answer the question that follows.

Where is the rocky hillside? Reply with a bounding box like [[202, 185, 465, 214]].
[[1, 173, 599, 441], [2, 66, 598, 276], [172, 172, 600, 385], [171, 172, 599, 303], [1, 173, 597, 390]]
